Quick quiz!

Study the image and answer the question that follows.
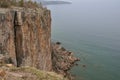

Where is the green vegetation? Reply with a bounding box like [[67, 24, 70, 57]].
[[0, 66, 68, 80], [19, 0, 24, 7], [9, 67, 68, 80], [0, 0, 39, 8]]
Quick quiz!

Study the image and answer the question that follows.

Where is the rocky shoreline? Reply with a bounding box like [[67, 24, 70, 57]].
[[52, 42, 80, 80], [0, 42, 79, 80]]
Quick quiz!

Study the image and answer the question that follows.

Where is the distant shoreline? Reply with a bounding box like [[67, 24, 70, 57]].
[[41, 1, 72, 5]]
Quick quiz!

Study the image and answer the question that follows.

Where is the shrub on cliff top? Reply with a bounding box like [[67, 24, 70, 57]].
[[0, 0, 10, 8], [0, 0, 40, 8]]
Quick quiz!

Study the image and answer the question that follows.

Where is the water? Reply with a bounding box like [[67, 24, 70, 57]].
[[47, 0, 120, 80]]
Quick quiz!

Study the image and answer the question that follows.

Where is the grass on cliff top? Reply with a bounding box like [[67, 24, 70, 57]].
[[0, 0, 41, 8], [7, 66, 68, 80]]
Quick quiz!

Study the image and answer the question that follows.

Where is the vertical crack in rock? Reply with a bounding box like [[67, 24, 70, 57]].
[[14, 11, 17, 66]]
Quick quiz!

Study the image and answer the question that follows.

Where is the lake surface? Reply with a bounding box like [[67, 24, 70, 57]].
[[47, 0, 120, 80]]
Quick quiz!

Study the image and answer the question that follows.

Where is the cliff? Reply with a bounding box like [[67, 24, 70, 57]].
[[0, 7, 52, 71], [0, 7, 79, 80]]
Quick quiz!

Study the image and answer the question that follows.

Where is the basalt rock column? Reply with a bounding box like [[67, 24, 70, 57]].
[[0, 8, 52, 71], [0, 9, 17, 65], [14, 8, 52, 71]]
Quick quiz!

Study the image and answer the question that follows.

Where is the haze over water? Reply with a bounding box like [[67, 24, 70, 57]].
[[47, 0, 120, 80]]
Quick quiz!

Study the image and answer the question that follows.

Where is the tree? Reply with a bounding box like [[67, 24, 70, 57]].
[[19, 0, 24, 7]]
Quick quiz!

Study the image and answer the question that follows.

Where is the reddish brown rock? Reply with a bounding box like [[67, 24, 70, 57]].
[[0, 69, 6, 78], [0, 9, 17, 65], [0, 8, 52, 71], [52, 42, 79, 80], [14, 8, 52, 71]]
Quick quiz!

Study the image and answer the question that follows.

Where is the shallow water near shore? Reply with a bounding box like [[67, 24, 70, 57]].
[[47, 0, 120, 80]]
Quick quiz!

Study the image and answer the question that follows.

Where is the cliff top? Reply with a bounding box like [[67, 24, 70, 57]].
[[0, 0, 41, 8], [0, 0, 47, 15], [0, 66, 68, 80]]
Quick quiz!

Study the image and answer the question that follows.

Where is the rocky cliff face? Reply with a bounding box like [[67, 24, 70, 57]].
[[0, 7, 79, 80], [0, 7, 52, 71]]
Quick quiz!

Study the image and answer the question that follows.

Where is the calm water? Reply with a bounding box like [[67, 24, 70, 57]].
[[47, 0, 120, 80]]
